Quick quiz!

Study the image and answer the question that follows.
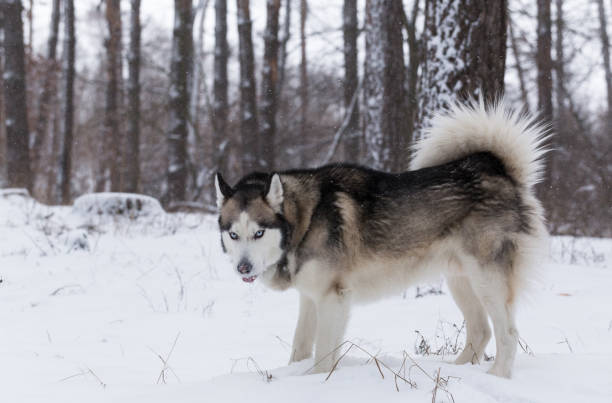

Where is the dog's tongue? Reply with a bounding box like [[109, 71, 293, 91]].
[[242, 275, 257, 283]]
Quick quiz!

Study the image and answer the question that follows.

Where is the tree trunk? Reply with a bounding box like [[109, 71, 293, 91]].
[[596, 0, 612, 128], [299, 0, 308, 139], [259, 0, 281, 170], [125, 0, 141, 193], [509, 16, 530, 112], [58, 0, 75, 204], [31, 0, 60, 185], [0, 0, 32, 190], [167, 0, 193, 203], [46, 101, 61, 202], [236, 0, 259, 173], [104, 0, 123, 192], [213, 0, 229, 173], [190, 0, 209, 153], [342, 0, 360, 162], [277, 0, 291, 97], [537, 0, 553, 123], [555, 0, 565, 119], [536, 0, 554, 222], [363, 0, 408, 172], [405, 0, 421, 142], [0, 12, 6, 182], [417, 0, 507, 139]]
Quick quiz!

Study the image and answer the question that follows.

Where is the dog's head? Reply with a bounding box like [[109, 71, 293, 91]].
[[215, 172, 289, 284]]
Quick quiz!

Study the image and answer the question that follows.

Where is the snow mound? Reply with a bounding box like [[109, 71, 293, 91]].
[[72, 193, 165, 225], [0, 188, 30, 199]]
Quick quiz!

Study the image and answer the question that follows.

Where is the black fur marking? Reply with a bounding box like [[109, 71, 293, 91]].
[[495, 239, 517, 270]]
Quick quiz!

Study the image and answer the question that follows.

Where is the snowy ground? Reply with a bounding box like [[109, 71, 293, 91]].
[[1, 192, 611, 403]]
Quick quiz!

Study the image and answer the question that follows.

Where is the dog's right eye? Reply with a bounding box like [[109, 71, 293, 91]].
[[229, 232, 239, 240]]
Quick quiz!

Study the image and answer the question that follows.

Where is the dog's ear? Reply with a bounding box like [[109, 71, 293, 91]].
[[215, 172, 232, 209], [265, 174, 284, 211]]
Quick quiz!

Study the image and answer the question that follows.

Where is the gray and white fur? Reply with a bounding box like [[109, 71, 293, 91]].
[[215, 100, 549, 378]]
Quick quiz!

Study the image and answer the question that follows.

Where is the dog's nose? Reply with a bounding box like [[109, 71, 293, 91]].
[[237, 261, 252, 274]]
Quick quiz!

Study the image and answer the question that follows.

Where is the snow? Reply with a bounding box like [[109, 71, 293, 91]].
[[1, 194, 611, 403]]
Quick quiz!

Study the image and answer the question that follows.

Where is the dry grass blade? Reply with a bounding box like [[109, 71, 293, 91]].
[[151, 332, 182, 384], [310, 341, 417, 391], [324, 343, 354, 381], [374, 357, 384, 379]]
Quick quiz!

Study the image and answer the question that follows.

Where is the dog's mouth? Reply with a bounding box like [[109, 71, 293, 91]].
[[242, 275, 258, 283]]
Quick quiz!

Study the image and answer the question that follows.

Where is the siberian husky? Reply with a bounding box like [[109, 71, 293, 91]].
[[215, 100, 548, 378]]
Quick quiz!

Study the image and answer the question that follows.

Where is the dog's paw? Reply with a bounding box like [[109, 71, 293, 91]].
[[486, 364, 512, 378]]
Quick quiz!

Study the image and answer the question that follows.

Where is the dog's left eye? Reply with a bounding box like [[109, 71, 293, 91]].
[[254, 229, 265, 239]]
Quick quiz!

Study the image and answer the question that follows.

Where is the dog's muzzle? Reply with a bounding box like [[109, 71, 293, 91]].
[[237, 260, 257, 283]]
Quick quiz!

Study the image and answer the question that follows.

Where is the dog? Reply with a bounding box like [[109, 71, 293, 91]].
[[215, 100, 549, 378]]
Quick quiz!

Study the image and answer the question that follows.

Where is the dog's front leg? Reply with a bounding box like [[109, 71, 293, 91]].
[[311, 291, 351, 374], [290, 293, 317, 363]]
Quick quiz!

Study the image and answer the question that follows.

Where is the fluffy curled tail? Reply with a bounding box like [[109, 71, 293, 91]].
[[410, 99, 550, 191]]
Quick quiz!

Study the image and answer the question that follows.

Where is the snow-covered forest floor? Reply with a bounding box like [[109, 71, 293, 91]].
[[1, 192, 611, 403]]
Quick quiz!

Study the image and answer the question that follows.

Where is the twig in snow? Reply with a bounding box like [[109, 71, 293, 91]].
[[150, 332, 182, 384]]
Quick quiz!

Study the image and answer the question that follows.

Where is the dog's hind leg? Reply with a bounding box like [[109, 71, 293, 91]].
[[290, 293, 318, 363], [447, 275, 491, 365], [470, 269, 519, 378], [311, 290, 351, 374]]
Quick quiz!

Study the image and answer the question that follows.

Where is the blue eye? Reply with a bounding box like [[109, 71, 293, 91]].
[[229, 232, 239, 240], [254, 229, 265, 239]]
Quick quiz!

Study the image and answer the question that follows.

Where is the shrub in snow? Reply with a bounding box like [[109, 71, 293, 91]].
[[0, 188, 30, 199], [72, 193, 165, 227], [64, 229, 90, 252]]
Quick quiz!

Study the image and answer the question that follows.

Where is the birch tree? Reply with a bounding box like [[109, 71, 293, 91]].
[[125, 0, 141, 193], [417, 0, 508, 139], [167, 0, 192, 203], [363, 0, 408, 172], [58, 0, 75, 203], [0, 0, 32, 190], [342, 0, 360, 161], [236, 0, 258, 172], [259, 0, 281, 170]]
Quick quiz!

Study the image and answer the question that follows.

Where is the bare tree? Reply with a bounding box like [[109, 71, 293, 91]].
[[102, 0, 123, 192], [31, 0, 60, 185], [259, 0, 281, 170], [417, 0, 507, 139], [554, 0, 565, 120], [277, 0, 291, 97], [0, 0, 32, 190], [363, 0, 408, 172], [213, 0, 229, 173], [125, 0, 141, 193], [536, 0, 554, 219], [405, 0, 421, 139], [167, 0, 193, 203], [190, 0, 209, 148], [299, 0, 308, 139], [509, 16, 530, 112], [58, 0, 75, 203], [0, 11, 5, 181], [236, 0, 259, 173], [537, 0, 553, 123], [342, 0, 360, 161], [596, 0, 612, 128]]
